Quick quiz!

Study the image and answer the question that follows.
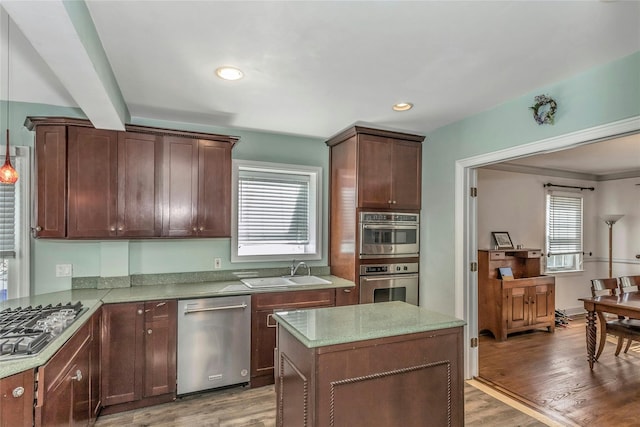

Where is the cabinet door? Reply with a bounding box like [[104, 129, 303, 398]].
[[67, 127, 118, 238], [102, 303, 145, 406], [506, 287, 529, 330], [89, 309, 101, 421], [196, 140, 232, 237], [391, 140, 421, 210], [530, 285, 554, 325], [357, 135, 393, 208], [0, 370, 34, 427], [162, 136, 199, 237], [251, 290, 335, 387], [143, 300, 177, 398], [34, 125, 66, 238], [117, 132, 162, 237]]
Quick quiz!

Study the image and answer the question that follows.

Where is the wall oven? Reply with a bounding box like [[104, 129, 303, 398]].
[[359, 212, 419, 259], [359, 262, 419, 305]]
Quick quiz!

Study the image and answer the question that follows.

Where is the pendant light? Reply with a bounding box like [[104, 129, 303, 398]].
[[0, 15, 17, 184]]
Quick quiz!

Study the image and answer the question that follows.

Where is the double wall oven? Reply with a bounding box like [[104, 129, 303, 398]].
[[358, 212, 420, 305]]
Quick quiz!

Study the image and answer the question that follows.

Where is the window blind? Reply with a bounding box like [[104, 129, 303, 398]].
[[237, 170, 310, 245], [546, 193, 582, 256], [0, 182, 16, 258]]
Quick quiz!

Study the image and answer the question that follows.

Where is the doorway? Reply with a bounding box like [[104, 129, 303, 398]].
[[456, 116, 640, 379]]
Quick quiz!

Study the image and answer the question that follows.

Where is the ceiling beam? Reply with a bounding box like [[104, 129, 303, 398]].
[[1, 0, 128, 130]]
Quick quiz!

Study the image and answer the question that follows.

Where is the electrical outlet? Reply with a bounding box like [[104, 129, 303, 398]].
[[214, 258, 222, 269], [56, 264, 73, 277]]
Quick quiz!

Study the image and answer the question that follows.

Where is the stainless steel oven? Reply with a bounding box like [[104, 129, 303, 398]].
[[359, 262, 419, 305], [359, 212, 419, 259]]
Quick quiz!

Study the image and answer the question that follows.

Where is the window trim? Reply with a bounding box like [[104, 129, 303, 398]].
[[544, 190, 584, 274], [231, 159, 322, 263]]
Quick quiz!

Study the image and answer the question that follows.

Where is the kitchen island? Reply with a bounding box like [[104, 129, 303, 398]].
[[273, 301, 466, 427]]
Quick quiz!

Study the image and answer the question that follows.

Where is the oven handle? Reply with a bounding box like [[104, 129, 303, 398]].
[[360, 273, 419, 282], [361, 224, 418, 230]]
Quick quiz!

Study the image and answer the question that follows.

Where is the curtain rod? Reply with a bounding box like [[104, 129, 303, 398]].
[[543, 183, 594, 191]]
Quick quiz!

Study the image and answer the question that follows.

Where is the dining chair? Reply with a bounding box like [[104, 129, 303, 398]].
[[590, 278, 640, 359], [616, 275, 640, 354]]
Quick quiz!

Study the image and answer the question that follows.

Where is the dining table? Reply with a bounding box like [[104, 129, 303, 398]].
[[579, 290, 640, 369]]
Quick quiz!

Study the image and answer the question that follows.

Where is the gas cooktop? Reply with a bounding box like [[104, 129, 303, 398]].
[[0, 302, 85, 361]]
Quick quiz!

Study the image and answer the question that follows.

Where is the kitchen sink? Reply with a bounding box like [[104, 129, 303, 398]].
[[241, 276, 332, 288]]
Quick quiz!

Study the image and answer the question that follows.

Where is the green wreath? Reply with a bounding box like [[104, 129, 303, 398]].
[[530, 95, 557, 125]]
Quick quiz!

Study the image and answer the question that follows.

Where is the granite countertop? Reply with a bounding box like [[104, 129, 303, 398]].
[[273, 301, 466, 348], [0, 275, 354, 379]]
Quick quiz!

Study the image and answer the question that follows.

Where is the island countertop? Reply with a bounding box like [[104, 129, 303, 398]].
[[273, 301, 466, 348]]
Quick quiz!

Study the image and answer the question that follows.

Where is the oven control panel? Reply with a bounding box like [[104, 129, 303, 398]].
[[360, 263, 419, 276]]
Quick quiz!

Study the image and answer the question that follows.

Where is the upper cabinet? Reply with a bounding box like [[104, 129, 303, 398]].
[[326, 126, 424, 211], [357, 134, 422, 210], [162, 136, 231, 237], [27, 117, 238, 239]]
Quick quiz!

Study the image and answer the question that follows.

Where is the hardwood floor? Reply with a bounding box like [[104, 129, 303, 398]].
[[479, 316, 640, 427], [94, 382, 548, 426]]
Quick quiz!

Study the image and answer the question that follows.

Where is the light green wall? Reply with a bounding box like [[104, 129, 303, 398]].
[[421, 51, 640, 314], [11, 105, 327, 294]]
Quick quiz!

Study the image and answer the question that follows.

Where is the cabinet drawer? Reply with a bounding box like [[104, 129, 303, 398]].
[[252, 289, 335, 310], [527, 250, 541, 258], [489, 251, 505, 260]]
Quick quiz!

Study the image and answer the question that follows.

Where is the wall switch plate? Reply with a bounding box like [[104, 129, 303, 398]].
[[214, 258, 222, 269], [56, 264, 73, 277]]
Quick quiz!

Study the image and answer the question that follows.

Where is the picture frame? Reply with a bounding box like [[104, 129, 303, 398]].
[[491, 231, 514, 249]]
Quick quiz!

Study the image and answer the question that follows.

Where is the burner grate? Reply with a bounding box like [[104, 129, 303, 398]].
[[0, 301, 85, 360]]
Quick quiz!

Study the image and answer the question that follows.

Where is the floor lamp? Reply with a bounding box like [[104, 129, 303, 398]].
[[603, 214, 624, 278]]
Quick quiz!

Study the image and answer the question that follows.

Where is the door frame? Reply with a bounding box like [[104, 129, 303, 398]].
[[455, 115, 640, 379]]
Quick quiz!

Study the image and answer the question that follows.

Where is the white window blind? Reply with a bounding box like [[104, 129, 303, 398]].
[[0, 182, 16, 258], [238, 171, 310, 244], [232, 160, 321, 262], [546, 193, 583, 256]]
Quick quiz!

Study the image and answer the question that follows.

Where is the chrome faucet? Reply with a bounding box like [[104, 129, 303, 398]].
[[290, 260, 311, 276]]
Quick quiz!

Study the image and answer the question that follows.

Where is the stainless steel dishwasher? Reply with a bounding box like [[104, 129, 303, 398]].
[[177, 295, 251, 395]]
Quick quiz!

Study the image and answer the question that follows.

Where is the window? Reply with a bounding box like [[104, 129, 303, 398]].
[[545, 192, 583, 273], [0, 146, 29, 301], [232, 160, 322, 262]]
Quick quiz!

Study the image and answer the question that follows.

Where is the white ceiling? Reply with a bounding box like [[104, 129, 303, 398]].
[[1, 1, 639, 173]]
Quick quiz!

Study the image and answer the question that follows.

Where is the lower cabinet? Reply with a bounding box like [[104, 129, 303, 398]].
[[506, 282, 555, 332], [35, 310, 100, 426], [101, 300, 177, 415], [251, 289, 336, 388], [0, 370, 34, 427]]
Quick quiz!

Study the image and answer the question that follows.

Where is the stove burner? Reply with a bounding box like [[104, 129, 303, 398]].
[[0, 302, 85, 360]]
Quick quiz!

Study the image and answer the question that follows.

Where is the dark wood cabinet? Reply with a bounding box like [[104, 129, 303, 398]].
[[326, 126, 424, 305], [67, 127, 118, 238], [0, 370, 34, 427], [117, 132, 163, 237], [358, 134, 422, 210], [101, 300, 176, 415], [27, 117, 238, 240], [162, 136, 231, 237], [478, 249, 555, 341], [35, 310, 100, 427], [276, 324, 464, 426], [250, 289, 335, 388], [34, 125, 67, 238]]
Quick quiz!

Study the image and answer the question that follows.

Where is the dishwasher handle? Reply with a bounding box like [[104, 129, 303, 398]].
[[183, 302, 248, 315]]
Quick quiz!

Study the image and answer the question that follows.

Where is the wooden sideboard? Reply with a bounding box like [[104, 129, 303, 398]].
[[478, 249, 555, 341]]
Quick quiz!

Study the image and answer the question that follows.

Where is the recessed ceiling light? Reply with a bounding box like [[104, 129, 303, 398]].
[[215, 66, 244, 81], [392, 102, 413, 112]]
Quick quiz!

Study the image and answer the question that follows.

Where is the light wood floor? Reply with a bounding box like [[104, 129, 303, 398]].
[[95, 381, 548, 426], [479, 317, 640, 427]]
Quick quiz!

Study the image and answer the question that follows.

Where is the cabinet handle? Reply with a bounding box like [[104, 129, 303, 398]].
[[71, 370, 83, 382], [35, 226, 42, 232], [388, 200, 392, 204], [147, 329, 153, 335], [266, 313, 277, 328], [110, 226, 116, 232], [12, 387, 24, 398], [118, 226, 123, 231], [156, 302, 166, 307], [343, 288, 351, 293], [199, 226, 204, 231], [137, 309, 143, 315], [192, 227, 197, 232], [392, 200, 397, 204]]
